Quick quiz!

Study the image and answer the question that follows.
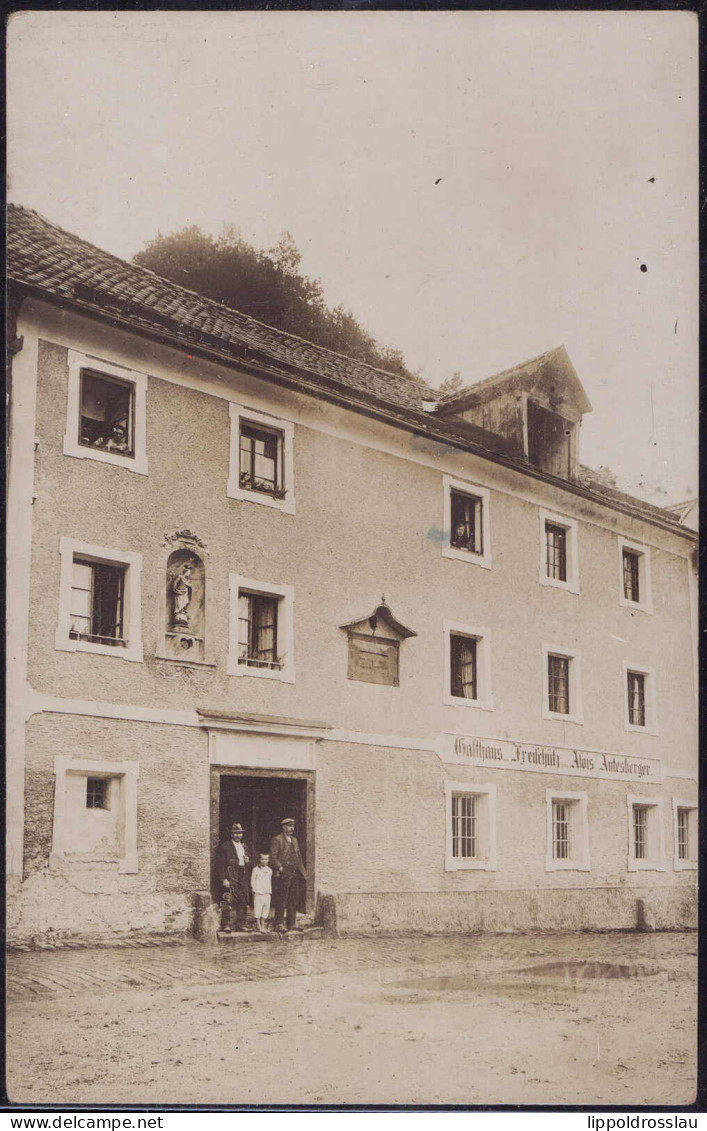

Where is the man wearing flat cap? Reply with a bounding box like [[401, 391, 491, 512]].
[[216, 821, 251, 932], [269, 817, 307, 933]]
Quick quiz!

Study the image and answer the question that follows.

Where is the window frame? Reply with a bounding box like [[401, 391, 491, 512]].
[[227, 573, 295, 683], [86, 776, 110, 810], [55, 538, 143, 663], [622, 661, 658, 735], [228, 403, 295, 514], [64, 350, 148, 475], [672, 800, 697, 871], [444, 780, 497, 871], [443, 620, 493, 711], [442, 475, 492, 569], [541, 642, 583, 724], [626, 794, 666, 872], [51, 756, 139, 874], [545, 789, 590, 872], [617, 537, 653, 614], [539, 509, 579, 594]]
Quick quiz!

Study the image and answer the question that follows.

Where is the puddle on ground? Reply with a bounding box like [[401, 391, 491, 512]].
[[514, 961, 664, 980], [384, 961, 665, 999]]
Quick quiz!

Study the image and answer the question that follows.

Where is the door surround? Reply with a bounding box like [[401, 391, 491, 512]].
[[199, 709, 327, 914]]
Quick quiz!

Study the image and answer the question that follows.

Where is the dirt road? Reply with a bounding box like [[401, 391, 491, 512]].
[[6, 931, 697, 1106]]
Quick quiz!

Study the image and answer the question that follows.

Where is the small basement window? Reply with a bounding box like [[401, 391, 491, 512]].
[[86, 777, 110, 810], [79, 370, 135, 457], [70, 558, 126, 647]]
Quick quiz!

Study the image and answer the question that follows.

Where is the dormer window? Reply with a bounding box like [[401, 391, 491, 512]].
[[527, 399, 575, 479]]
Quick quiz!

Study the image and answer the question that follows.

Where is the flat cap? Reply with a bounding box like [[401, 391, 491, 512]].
[[281, 817, 295, 826]]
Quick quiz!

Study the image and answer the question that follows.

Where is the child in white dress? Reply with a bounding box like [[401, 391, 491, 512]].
[[250, 853, 273, 932]]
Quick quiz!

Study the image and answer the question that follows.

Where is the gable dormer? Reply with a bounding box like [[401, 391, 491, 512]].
[[435, 346, 592, 481]]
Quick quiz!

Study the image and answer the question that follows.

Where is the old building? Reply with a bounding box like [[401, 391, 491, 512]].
[[6, 205, 698, 945]]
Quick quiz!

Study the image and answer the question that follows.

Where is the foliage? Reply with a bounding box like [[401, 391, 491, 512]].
[[437, 371, 463, 399], [134, 225, 423, 381]]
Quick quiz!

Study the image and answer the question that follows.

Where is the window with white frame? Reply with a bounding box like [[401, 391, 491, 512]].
[[623, 662, 657, 734], [228, 403, 295, 514], [626, 795, 665, 871], [228, 574, 295, 682], [539, 509, 579, 593], [442, 476, 492, 568], [444, 621, 493, 710], [617, 538, 652, 613], [51, 756, 139, 873], [672, 801, 697, 870], [542, 643, 583, 723], [63, 351, 148, 474], [444, 781, 497, 871], [55, 538, 143, 662], [545, 790, 590, 871]]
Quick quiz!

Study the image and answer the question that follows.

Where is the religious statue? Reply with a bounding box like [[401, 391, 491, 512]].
[[171, 563, 194, 629]]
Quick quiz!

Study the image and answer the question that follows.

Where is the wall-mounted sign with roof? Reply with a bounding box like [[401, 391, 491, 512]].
[[340, 602, 417, 687]]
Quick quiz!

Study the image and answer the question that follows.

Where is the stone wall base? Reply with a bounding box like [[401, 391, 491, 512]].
[[7, 872, 193, 948], [328, 886, 698, 936]]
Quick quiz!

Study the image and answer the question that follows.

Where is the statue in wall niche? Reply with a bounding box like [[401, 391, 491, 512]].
[[171, 563, 194, 629]]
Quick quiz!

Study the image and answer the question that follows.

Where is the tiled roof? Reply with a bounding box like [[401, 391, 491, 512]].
[[6, 204, 693, 539], [7, 204, 434, 414]]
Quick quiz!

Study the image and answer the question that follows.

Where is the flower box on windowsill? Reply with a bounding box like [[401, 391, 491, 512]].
[[238, 473, 287, 500]]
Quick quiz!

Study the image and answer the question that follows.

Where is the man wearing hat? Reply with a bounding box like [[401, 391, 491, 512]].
[[269, 817, 307, 933], [216, 821, 251, 932]]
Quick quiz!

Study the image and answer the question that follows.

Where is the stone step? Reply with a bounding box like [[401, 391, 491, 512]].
[[217, 925, 323, 944]]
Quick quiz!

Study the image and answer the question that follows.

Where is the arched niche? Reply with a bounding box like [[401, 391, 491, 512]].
[[157, 530, 215, 666]]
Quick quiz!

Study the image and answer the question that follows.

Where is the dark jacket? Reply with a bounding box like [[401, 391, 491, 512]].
[[216, 838, 251, 887], [269, 832, 307, 878]]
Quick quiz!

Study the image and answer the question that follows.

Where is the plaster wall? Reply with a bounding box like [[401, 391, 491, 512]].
[[314, 742, 697, 894], [11, 714, 696, 943], [12, 712, 209, 945], [24, 325, 696, 773]]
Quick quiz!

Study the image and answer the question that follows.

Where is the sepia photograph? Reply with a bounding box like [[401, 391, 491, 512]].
[[5, 9, 698, 1110]]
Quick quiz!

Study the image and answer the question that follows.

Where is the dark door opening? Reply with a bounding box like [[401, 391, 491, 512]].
[[211, 770, 313, 912]]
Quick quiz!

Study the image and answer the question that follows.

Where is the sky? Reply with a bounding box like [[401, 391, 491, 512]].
[[7, 11, 698, 505]]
